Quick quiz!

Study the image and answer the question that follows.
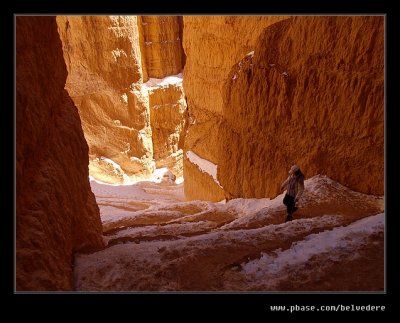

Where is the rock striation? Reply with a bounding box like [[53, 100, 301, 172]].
[[139, 16, 185, 79]]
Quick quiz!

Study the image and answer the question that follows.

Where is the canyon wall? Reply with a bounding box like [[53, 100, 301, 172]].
[[16, 16, 104, 290], [139, 16, 185, 78], [141, 16, 187, 177], [57, 16, 186, 182], [182, 16, 289, 200], [183, 16, 384, 200], [57, 16, 153, 183], [147, 77, 187, 176]]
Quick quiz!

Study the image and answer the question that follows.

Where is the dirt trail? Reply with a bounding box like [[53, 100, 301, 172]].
[[74, 175, 384, 291]]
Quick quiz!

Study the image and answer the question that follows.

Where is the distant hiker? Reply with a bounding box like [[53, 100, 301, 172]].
[[280, 165, 305, 222]]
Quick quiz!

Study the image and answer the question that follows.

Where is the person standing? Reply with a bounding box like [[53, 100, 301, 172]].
[[280, 165, 305, 222]]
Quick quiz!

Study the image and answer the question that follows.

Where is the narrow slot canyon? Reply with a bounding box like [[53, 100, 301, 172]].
[[16, 16, 384, 292]]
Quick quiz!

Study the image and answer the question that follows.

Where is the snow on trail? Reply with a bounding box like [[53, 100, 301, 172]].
[[90, 170, 185, 231], [235, 213, 384, 290], [75, 175, 384, 291]]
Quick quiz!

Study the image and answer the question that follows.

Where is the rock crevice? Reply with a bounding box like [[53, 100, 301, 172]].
[[57, 16, 187, 183]]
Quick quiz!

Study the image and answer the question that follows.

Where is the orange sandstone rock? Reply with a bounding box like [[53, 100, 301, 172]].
[[148, 78, 188, 177], [139, 16, 185, 78], [182, 16, 289, 200], [57, 16, 154, 182], [220, 16, 384, 198], [16, 16, 104, 291], [57, 16, 186, 183], [183, 16, 383, 200]]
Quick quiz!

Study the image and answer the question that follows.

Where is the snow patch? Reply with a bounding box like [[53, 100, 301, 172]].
[[91, 155, 177, 186], [175, 177, 184, 184], [241, 213, 384, 284], [98, 157, 123, 172], [186, 151, 222, 188], [121, 93, 128, 103], [111, 48, 127, 61], [225, 198, 271, 216], [143, 73, 183, 89]]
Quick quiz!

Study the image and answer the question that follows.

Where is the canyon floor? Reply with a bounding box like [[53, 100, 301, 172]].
[[74, 172, 384, 292]]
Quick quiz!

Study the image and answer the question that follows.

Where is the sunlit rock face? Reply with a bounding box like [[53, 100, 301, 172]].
[[140, 16, 187, 178], [183, 16, 383, 200], [57, 16, 187, 183], [146, 75, 187, 178], [138, 16, 185, 79], [57, 16, 154, 183], [16, 16, 104, 291]]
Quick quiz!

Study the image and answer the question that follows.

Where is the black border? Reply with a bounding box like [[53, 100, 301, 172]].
[[8, 0, 399, 318], [3, 0, 396, 14]]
